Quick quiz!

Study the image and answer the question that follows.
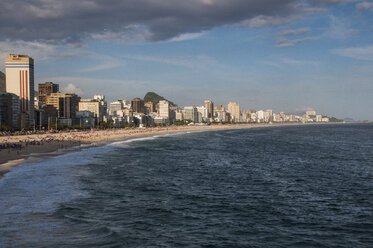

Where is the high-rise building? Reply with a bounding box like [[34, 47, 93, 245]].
[[264, 109, 273, 123], [158, 100, 170, 120], [38, 82, 59, 103], [0, 71, 5, 92], [5, 54, 34, 127], [145, 101, 155, 113], [175, 109, 184, 121], [93, 95, 107, 121], [45, 92, 80, 119], [0, 92, 20, 128], [227, 102, 241, 122], [110, 101, 123, 115], [196, 105, 208, 122], [183, 106, 198, 123], [256, 110, 264, 123], [79, 99, 106, 123], [204, 100, 214, 122], [215, 105, 225, 111], [131, 98, 145, 113], [242, 110, 254, 123], [306, 110, 316, 116], [119, 99, 131, 109]]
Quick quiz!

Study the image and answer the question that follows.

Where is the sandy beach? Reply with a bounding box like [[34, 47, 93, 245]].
[[0, 122, 327, 177]]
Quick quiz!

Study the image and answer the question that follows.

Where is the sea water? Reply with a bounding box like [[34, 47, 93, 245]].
[[0, 124, 372, 247]]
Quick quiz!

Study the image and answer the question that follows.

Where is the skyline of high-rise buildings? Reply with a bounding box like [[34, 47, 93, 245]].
[[0, 54, 336, 130]]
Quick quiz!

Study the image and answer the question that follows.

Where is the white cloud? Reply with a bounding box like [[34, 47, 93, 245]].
[[76, 52, 127, 73], [356, 1, 373, 10], [276, 36, 318, 47], [0, 40, 56, 61], [281, 58, 319, 65], [90, 25, 152, 44], [78, 63, 122, 73], [311, 0, 358, 5], [0, 40, 94, 72], [262, 58, 320, 67], [244, 15, 299, 28], [62, 83, 84, 95], [124, 55, 195, 68], [123, 54, 220, 69], [281, 27, 311, 36], [331, 45, 373, 61], [166, 32, 205, 42], [323, 15, 359, 39]]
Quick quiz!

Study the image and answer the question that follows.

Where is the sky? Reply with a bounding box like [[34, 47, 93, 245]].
[[0, 0, 372, 120]]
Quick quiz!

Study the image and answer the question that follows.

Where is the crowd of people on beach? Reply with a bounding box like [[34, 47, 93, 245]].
[[0, 142, 22, 151], [0, 126, 194, 155]]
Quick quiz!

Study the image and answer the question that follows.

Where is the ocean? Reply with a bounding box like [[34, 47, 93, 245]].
[[0, 124, 372, 247]]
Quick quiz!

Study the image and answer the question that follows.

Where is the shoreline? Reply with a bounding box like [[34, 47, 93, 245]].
[[0, 122, 348, 178]]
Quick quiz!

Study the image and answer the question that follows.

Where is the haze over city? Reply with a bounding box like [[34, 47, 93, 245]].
[[1, 0, 372, 120]]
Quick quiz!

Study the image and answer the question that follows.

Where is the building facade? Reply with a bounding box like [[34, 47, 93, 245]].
[[46, 92, 80, 120], [38, 82, 59, 103], [110, 101, 123, 115], [79, 99, 105, 124], [145, 101, 155, 113], [158, 100, 170, 121], [5, 54, 34, 127], [131, 98, 145, 113], [183, 106, 198, 123], [204, 100, 214, 122], [0, 92, 20, 128], [227, 102, 241, 122]]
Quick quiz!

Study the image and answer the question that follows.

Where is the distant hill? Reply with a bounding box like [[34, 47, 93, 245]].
[[144, 92, 177, 107], [0, 71, 5, 92], [324, 116, 343, 122]]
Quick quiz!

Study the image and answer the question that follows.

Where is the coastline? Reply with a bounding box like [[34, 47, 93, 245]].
[[0, 122, 343, 178]]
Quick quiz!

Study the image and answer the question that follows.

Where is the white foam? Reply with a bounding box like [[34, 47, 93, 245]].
[[0, 145, 114, 215], [108, 131, 192, 148], [108, 136, 156, 147]]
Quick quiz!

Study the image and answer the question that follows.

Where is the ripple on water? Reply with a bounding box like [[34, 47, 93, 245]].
[[0, 124, 372, 247]]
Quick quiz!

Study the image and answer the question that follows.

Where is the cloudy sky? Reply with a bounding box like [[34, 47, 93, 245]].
[[1, 0, 372, 120]]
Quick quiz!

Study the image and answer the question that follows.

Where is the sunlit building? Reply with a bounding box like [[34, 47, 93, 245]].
[[5, 54, 34, 127], [131, 98, 145, 113], [204, 100, 214, 122], [227, 102, 241, 122], [38, 82, 59, 104]]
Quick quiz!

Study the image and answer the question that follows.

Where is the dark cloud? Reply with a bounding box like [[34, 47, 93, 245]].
[[309, 0, 358, 5], [0, 0, 343, 44]]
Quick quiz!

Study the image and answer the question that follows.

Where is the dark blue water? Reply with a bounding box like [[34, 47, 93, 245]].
[[1, 124, 372, 247]]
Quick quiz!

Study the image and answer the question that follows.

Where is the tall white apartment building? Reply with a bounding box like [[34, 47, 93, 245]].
[[158, 100, 170, 120], [227, 102, 241, 122], [5, 54, 34, 127], [264, 109, 273, 122], [204, 100, 214, 122], [257, 110, 264, 123], [183, 106, 198, 123], [196, 105, 208, 122]]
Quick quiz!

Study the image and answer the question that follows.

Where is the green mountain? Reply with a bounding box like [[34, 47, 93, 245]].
[[0, 71, 5, 92], [144, 92, 177, 107]]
